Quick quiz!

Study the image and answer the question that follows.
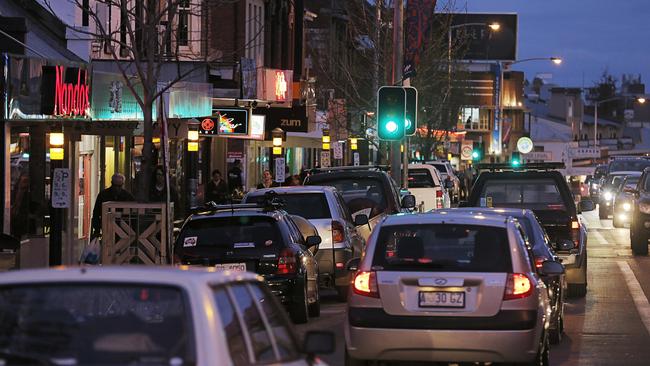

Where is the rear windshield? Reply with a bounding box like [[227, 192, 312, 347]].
[[595, 166, 608, 179], [605, 175, 626, 189], [429, 164, 447, 175], [408, 169, 437, 188], [0, 284, 194, 364], [609, 159, 650, 173], [622, 176, 641, 190], [247, 193, 331, 219], [177, 216, 281, 249], [373, 224, 512, 272], [307, 177, 387, 218], [479, 178, 566, 210]]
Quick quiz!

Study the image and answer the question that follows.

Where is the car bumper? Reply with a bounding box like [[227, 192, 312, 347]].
[[264, 276, 300, 306], [346, 308, 540, 362], [315, 248, 353, 287]]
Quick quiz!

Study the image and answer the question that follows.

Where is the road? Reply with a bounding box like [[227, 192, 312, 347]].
[[297, 209, 650, 365]]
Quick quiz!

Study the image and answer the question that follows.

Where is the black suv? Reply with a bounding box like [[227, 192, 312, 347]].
[[304, 166, 416, 242], [174, 199, 322, 324], [629, 167, 650, 255], [463, 163, 595, 297]]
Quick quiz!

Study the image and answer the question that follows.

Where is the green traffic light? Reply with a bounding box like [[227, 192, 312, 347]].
[[472, 151, 479, 159], [386, 120, 398, 133], [512, 159, 521, 167]]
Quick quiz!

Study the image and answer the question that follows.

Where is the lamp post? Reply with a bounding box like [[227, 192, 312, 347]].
[[186, 119, 200, 210], [594, 96, 646, 146], [49, 130, 65, 266], [272, 128, 285, 184]]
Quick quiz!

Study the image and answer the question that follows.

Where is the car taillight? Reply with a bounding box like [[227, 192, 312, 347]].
[[504, 273, 533, 300], [277, 248, 297, 274], [534, 256, 547, 270], [436, 190, 443, 198], [353, 271, 379, 298], [571, 220, 580, 248], [332, 220, 346, 243]]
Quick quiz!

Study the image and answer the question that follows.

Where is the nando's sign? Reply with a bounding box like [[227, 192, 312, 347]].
[[41, 65, 91, 118]]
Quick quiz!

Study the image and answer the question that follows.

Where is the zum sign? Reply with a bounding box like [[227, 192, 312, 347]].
[[280, 119, 302, 127]]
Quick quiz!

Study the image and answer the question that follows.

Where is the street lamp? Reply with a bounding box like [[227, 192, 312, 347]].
[[49, 132, 65, 160], [322, 128, 331, 151], [594, 95, 646, 146], [272, 128, 284, 155]]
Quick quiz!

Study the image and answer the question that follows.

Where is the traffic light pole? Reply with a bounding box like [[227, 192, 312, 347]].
[[390, 0, 404, 187]]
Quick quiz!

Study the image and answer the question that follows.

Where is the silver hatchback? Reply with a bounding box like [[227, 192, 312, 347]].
[[344, 212, 563, 365]]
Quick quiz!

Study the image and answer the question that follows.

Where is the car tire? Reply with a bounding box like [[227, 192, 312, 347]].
[[290, 280, 309, 324], [308, 284, 320, 318], [336, 285, 349, 302], [345, 348, 368, 366], [549, 317, 562, 345], [631, 227, 649, 256], [599, 205, 608, 219]]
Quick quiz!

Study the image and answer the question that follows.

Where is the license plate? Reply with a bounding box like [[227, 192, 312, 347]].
[[419, 291, 465, 308], [215, 263, 247, 272]]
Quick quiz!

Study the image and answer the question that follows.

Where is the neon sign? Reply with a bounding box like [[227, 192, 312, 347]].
[[53, 65, 90, 117], [275, 71, 288, 101]]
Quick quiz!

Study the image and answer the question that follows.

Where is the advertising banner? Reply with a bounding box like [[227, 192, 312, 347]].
[[447, 13, 517, 61]]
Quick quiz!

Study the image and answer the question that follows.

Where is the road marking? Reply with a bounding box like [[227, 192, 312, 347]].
[[617, 261, 650, 336], [591, 230, 608, 245]]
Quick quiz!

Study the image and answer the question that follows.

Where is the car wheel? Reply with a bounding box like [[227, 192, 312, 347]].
[[599, 205, 608, 219], [336, 285, 349, 302], [290, 279, 309, 324], [549, 317, 562, 345], [308, 283, 320, 318], [631, 226, 649, 256], [345, 348, 368, 366]]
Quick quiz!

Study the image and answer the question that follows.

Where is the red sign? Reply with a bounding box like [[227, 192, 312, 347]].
[[53, 66, 90, 117]]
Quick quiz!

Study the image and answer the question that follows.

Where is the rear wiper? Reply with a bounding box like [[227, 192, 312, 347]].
[[0, 349, 53, 365]]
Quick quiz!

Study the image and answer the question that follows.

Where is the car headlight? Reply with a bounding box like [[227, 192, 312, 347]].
[[592, 183, 599, 189], [640, 202, 650, 215], [603, 191, 613, 201], [623, 202, 631, 212]]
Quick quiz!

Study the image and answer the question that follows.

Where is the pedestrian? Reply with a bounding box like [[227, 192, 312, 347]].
[[206, 169, 229, 204], [287, 175, 301, 186], [149, 166, 179, 217], [257, 170, 278, 189], [227, 159, 243, 193], [91, 173, 134, 237]]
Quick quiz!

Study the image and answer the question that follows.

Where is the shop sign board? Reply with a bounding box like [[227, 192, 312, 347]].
[[275, 158, 286, 183], [258, 69, 293, 102], [353, 152, 360, 166], [199, 109, 249, 136], [447, 13, 518, 61], [91, 71, 151, 121], [523, 151, 553, 161], [569, 147, 600, 159], [52, 168, 71, 208], [321, 151, 331, 168], [333, 142, 343, 160], [255, 106, 308, 139]]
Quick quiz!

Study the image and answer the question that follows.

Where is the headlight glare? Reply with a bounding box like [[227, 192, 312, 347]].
[[604, 192, 613, 201], [623, 202, 631, 211]]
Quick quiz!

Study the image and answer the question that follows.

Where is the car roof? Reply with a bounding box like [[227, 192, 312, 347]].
[[477, 170, 564, 178], [0, 266, 261, 286], [189, 207, 286, 221], [306, 170, 389, 181], [381, 212, 509, 228], [439, 207, 531, 219], [247, 186, 337, 196], [408, 163, 435, 170]]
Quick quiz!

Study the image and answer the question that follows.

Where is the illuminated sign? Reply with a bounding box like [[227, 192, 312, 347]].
[[52, 66, 90, 117], [199, 109, 249, 136], [258, 69, 293, 102], [275, 71, 288, 101]]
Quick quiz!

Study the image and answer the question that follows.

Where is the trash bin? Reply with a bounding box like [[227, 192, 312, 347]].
[[0, 234, 20, 270]]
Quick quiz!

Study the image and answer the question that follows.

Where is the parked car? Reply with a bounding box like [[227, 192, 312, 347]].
[[464, 163, 594, 297], [425, 161, 461, 202], [244, 186, 366, 301], [443, 207, 567, 344], [174, 200, 322, 324], [344, 211, 561, 365], [599, 173, 630, 219], [630, 168, 650, 255], [612, 173, 642, 228], [590, 164, 608, 200], [304, 166, 415, 242], [0, 267, 334, 365], [407, 163, 451, 212]]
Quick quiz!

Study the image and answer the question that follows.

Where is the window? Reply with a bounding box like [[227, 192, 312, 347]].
[[214, 287, 249, 366], [178, 0, 190, 46], [460, 107, 490, 130], [311, 177, 388, 218], [373, 224, 513, 273], [246, 193, 331, 219], [176, 216, 281, 251], [408, 169, 437, 188], [82, 0, 89, 26], [249, 284, 300, 361], [230, 284, 274, 363], [480, 179, 566, 210], [119, 3, 128, 57]]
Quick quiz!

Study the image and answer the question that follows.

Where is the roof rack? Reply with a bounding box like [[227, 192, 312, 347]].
[[308, 165, 389, 174], [476, 162, 565, 172], [191, 191, 285, 214]]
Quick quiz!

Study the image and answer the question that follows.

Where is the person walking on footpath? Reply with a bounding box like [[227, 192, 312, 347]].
[[206, 169, 229, 204], [91, 173, 134, 237]]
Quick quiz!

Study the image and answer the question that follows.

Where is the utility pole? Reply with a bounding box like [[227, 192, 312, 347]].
[[390, 0, 403, 186]]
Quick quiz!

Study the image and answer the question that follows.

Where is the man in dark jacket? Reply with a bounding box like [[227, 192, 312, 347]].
[[228, 160, 243, 193], [206, 169, 229, 204], [91, 173, 134, 237]]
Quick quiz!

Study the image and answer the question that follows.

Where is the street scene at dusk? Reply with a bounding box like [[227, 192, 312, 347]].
[[0, 0, 650, 365]]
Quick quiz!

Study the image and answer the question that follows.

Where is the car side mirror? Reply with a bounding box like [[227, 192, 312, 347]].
[[354, 214, 369, 226], [579, 199, 596, 212], [303, 331, 335, 359], [305, 235, 322, 248], [540, 260, 565, 276], [401, 194, 416, 209], [346, 257, 361, 272], [554, 239, 574, 252]]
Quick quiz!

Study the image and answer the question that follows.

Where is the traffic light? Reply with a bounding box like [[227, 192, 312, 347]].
[[377, 86, 406, 140], [472, 142, 484, 161], [511, 152, 521, 167], [404, 86, 418, 136]]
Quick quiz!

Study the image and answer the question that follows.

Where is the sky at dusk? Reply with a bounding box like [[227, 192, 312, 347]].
[[456, 0, 650, 89]]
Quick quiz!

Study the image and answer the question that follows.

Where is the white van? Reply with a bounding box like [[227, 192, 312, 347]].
[[407, 164, 451, 212]]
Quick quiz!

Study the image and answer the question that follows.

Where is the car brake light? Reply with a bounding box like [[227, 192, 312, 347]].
[[353, 271, 380, 298], [571, 220, 580, 248], [571, 221, 579, 229], [534, 257, 547, 269], [436, 190, 443, 198], [504, 273, 533, 300], [277, 248, 297, 274], [332, 220, 346, 243]]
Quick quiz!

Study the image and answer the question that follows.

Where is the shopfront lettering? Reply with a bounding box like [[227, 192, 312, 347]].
[[54, 66, 90, 117], [280, 119, 302, 128]]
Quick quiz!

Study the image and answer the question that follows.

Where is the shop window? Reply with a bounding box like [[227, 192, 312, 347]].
[[460, 108, 490, 131]]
